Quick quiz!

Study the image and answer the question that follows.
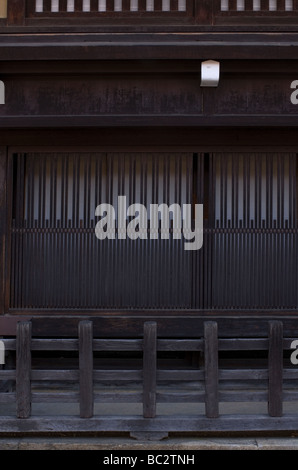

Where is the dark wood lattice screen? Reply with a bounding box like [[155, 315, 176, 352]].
[[207, 153, 298, 310], [8, 151, 298, 311], [10, 152, 203, 310]]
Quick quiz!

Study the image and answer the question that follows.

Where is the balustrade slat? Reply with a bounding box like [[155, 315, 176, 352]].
[[59, 0, 68, 11], [122, 0, 130, 11], [16, 321, 32, 419], [14, 0, 298, 21], [143, 322, 157, 418], [246, 0, 254, 10], [229, 0, 237, 10], [204, 322, 219, 418], [268, 321, 283, 417], [106, 0, 114, 11], [43, 0, 51, 12], [154, 0, 162, 12], [171, 0, 178, 12], [79, 321, 94, 419], [139, 0, 146, 11]]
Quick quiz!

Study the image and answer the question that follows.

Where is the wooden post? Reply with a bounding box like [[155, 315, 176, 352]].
[[16, 321, 32, 418], [204, 321, 219, 418], [79, 320, 94, 418], [143, 321, 157, 418], [131, 321, 170, 440], [268, 321, 283, 417], [7, 0, 25, 25]]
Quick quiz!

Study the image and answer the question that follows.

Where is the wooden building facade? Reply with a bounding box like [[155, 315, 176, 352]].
[[0, 0, 297, 436]]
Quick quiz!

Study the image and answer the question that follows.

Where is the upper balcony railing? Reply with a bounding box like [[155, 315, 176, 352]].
[[2, 0, 298, 29]]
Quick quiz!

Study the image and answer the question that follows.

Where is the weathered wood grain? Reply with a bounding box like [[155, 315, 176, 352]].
[[16, 321, 31, 418], [268, 321, 283, 417], [143, 322, 157, 418], [7, 0, 25, 25], [204, 321, 219, 418], [0, 319, 296, 434], [79, 320, 93, 418], [1, 415, 298, 433]]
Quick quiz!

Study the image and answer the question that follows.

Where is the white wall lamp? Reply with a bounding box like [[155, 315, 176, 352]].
[[0, 81, 4, 104], [201, 60, 220, 88]]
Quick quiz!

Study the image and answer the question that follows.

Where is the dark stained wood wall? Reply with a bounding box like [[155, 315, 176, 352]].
[[0, 60, 297, 128], [0, 3, 297, 336]]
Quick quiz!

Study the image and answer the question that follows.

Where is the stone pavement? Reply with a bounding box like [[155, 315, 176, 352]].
[[0, 436, 298, 450]]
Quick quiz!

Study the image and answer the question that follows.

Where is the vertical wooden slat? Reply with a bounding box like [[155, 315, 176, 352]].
[[59, 0, 68, 11], [79, 320, 93, 418], [122, 0, 130, 10], [90, 0, 97, 10], [7, 0, 25, 24], [143, 321, 157, 418], [171, 0, 179, 11], [268, 321, 283, 417], [16, 321, 32, 418], [4, 152, 15, 312], [0, 148, 7, 314], [106, 0, 114, 11], [43, 0, 52, 12], [74, 0, 83, 11], [261, 0, 269, 10], [154, 0, 163, 11], [195, 0, 214, 23], [204, 321, 219, 418], [139, 0, 146, 10], [229, 0, 238, 10], [204, 153, 213, 309]]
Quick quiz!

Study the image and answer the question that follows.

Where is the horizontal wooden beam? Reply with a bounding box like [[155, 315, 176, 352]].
[[0, 115, 297, 128], [1, 415, 298, 433], [0, 127, 298, 148], [1, 314, 298, 337], [1, 38, 298, 61]]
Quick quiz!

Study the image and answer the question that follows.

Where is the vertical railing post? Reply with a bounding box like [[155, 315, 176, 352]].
[[79, 320, 94, 418], [268, 321, 283, 417], [143, 321, 157, 418], [195, 0, 214, 24], [204, 321, 219, 418], [16, 321, 32, 418], [7, 0, 25, 26]]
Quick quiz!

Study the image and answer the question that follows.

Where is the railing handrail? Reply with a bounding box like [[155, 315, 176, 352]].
[[4, 0, 298, 28]]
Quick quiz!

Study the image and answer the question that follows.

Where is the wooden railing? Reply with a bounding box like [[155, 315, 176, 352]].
[[0, 319, 298, 436], [3, 0, 298, 28]]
